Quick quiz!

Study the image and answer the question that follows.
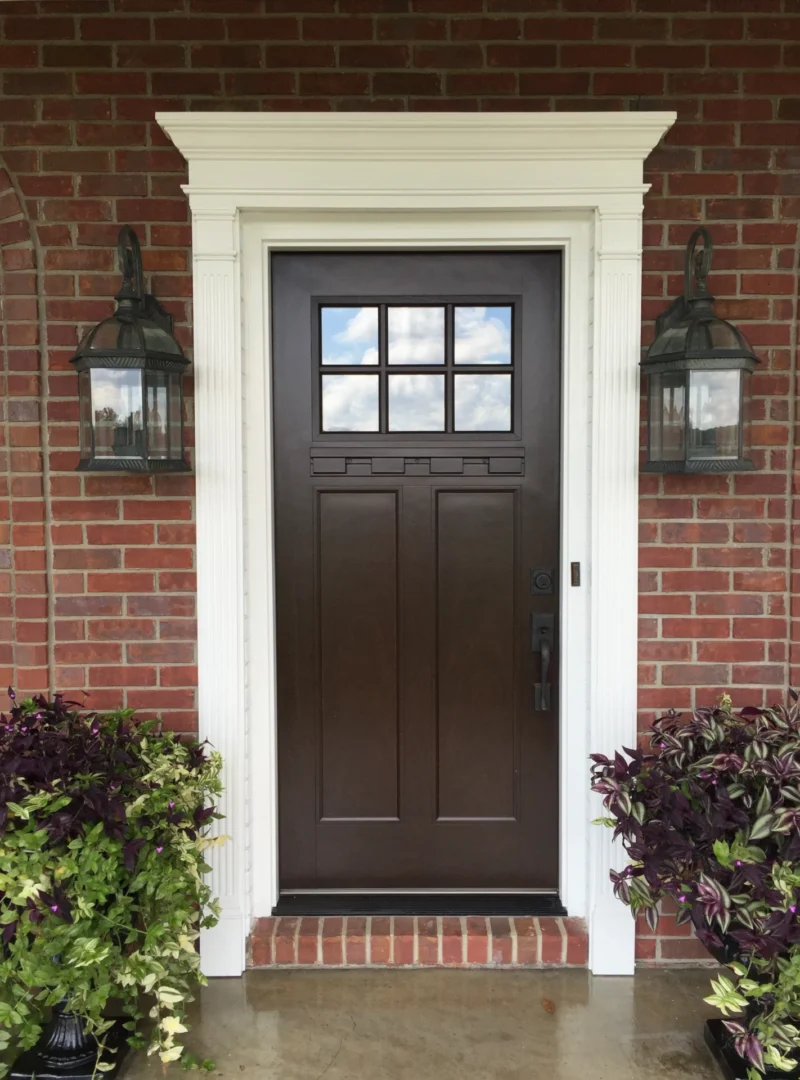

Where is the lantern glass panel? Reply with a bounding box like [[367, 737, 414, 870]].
[[87, 318, 139, 352], [649, 371, 686, 463], [146, 369, 169, 460], [648, 325, 688, 360], [90, 368, 144, 459], [78, 370, 92, 462], [707, 321, 741, 350], [168, 373, 183, 460], [688, 369, 740, 460], [741, 370, 753, 462], [142, 321, 184, 356]]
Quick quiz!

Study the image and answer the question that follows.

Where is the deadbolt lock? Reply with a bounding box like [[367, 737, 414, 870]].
[[530, 568, 555, 595]]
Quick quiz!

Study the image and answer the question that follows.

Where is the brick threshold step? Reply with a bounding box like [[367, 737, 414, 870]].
[[249, 915, 588, 968]]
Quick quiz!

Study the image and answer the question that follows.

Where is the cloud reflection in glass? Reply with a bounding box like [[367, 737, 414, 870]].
[[321, 307, 379, 366], [454, 373, 512, 432], [388, 374, 445, 432], [388, 307, 445, 365], [454, 306, 512, 365], [322, 374, 379, 432]]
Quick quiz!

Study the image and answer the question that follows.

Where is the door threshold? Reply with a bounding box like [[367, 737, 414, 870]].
[[273, 893, 567, 917]]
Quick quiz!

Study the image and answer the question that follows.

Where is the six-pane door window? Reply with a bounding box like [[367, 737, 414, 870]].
[[320, 304, 513, 434]]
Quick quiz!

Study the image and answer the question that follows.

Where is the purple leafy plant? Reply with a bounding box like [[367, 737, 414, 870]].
[[591, 693, 800, 1079], [0, 691, 224, 1074]]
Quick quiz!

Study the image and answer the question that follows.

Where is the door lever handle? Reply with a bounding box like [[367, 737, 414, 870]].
[[531, 613, 554, 712]]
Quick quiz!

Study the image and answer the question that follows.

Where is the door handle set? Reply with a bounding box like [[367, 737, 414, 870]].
[[531, 613, 555, 712]]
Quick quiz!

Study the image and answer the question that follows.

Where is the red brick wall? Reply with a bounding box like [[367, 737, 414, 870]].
[[1, 0, 799, 964], [0, 166, 44, 694]]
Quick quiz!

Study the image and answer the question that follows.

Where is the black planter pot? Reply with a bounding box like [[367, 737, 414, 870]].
[[10, 1002, 129, 1080], [701, 930, 800, 1080], [705, 933, 742, 969], [706, 1019, 800, 1080]]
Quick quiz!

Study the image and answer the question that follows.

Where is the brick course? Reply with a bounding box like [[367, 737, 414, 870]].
[[1, 0, 799, 963], [249, 915, 589, 968]]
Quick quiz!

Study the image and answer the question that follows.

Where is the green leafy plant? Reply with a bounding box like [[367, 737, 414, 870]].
[[591, 695, 800, 1079], [0, 691, 224, 1075]]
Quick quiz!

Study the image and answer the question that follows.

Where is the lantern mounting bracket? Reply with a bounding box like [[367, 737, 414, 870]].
[[654, 226, 714, 339], [115, 224, 175, 336]]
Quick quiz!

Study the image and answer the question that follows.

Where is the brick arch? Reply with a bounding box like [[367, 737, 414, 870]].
[[0, 162, 48, 696]]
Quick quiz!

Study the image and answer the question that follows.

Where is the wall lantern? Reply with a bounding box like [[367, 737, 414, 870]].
[[642, 227, 759, 473], [70, 226, 190, 472]]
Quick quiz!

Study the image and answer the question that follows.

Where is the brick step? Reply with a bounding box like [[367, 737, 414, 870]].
[[249, 916, 588, 968]]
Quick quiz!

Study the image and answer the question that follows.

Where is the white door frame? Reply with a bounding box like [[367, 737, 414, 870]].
[[157, 112, 675, 978]]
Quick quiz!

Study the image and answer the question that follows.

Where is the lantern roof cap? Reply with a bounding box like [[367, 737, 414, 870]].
[[70, 226, 188, 370], [643, 226, 758, 371]]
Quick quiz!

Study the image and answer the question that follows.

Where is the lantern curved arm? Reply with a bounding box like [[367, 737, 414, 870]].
[[684, 225, 713, 304], [116, 225, 144, 308]]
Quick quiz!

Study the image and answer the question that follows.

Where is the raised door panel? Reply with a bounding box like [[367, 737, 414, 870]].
[[318, 490, 399, 822], [436, 489, 518, 822]]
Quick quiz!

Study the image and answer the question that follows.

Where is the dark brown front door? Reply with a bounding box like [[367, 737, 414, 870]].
[[273, 251, 561, 893]]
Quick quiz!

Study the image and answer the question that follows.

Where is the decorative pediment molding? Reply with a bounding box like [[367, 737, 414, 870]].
[[159, 111, 676, 209]]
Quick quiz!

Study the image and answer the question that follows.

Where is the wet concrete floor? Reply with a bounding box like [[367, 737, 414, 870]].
[[123, 968, 723, 1080]]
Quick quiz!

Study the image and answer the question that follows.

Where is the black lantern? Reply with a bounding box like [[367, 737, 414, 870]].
[[642, 227, 759, 473], [71, 226, 190, 472]]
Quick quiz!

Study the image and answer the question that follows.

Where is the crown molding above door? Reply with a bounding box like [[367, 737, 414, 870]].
[[159, 111, 675, 210], [158, 111, 676, 978]]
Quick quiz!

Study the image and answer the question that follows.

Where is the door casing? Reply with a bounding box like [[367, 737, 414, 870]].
[[242, 213, 597, 947], [157, 110, 677, 978]]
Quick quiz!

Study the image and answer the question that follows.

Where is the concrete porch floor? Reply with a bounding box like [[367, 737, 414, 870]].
[[123, 968, 723, 1080]]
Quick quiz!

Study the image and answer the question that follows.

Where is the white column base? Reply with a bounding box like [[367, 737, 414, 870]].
[[589, 898, 636, 975], [201, 913, 247, 978]]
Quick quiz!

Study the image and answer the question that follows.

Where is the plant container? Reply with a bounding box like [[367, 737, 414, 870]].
[[10, 1003, 129, 1080]]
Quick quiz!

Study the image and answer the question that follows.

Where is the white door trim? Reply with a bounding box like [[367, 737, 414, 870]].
[[157, 112, 675, 978]]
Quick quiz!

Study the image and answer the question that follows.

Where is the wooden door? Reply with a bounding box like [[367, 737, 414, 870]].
[[272, 251, 561, 893]]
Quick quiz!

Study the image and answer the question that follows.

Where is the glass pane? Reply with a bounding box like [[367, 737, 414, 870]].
[[454, 306, 512, 365], [741, 370, 752, 462], [78, 370, 92, 461], [388, 374, 445, 432], [649, 324, 689, 360], [141, 319, 184, 357], [168, 373, 183, 459], [90, 368, 144, 459], [321, 307, 379, 366], [707, 321, 741, 350], [147, 370, 169, 460], [454, 373, 511, 432], [322, 374, 379, 432], [89, 317, 141, 351], [688, 369, 740, 459], [388, 307, 444, 365], [649, 371, 685, 463]]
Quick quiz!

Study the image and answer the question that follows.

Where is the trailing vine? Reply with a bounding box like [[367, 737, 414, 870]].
[[0, 692, 223, 1075], [591, 695, 800, 1078]]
